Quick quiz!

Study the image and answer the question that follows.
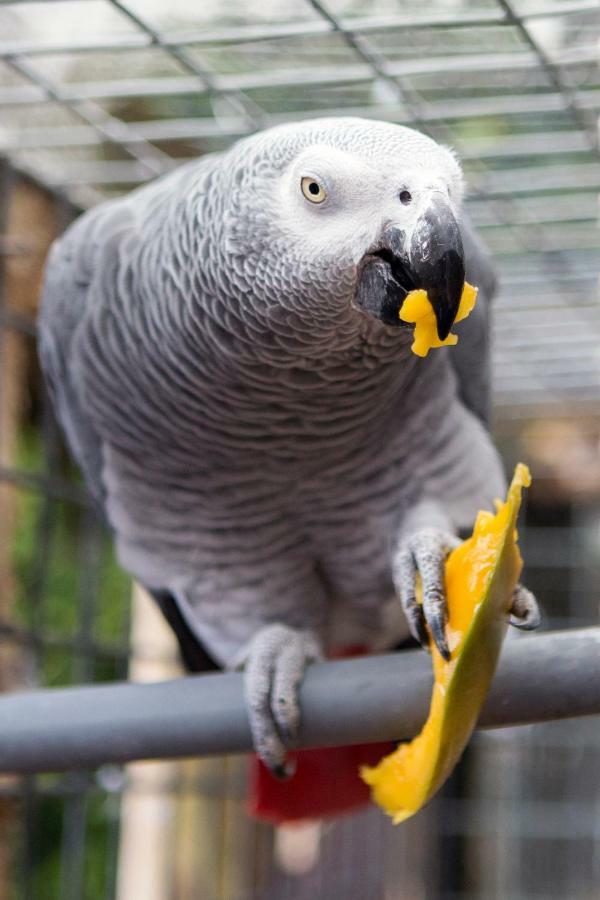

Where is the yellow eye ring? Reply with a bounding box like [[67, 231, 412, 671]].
[[301, 177, 327, 204]]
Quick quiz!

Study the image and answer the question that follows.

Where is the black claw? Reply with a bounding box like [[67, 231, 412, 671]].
[[510, 609, 541, 631], [429, 617, 451, 661], [510, 587, 541, 632], [408, 609, 429, 650], [272, 758, 296, 781]]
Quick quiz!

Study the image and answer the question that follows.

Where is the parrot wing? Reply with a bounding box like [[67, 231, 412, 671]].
[[38, 160, 224, 671], [37, 205, 121, 513], [451, 216, 498, 428], [38, 155, 217, 510]]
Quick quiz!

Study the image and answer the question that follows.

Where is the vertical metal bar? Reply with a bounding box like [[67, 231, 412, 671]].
[[24, 390, 58, 671], [72, 510, 103, 684], [58, 774, 89, 900], [0, 157, 29, 900], [104, 787, 122, 900], [58, 510, 102, 900], [22, 181, 62, 896], [19, 779, 37, 900], [57, 165, 102, 895], [0, 159, 15, 468]]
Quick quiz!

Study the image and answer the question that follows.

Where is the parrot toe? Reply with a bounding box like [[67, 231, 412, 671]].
[[242, 624, 322, 778], [393, 528, 461, 661], [509, 584, 541, 631]]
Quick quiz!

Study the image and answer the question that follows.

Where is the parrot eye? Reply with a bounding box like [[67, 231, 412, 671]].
[[301, 177, 327, 204]]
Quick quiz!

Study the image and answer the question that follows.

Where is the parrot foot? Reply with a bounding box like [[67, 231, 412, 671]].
[[510, 584, 541, 630], [393, 528, 460, 661], [239, 624, 322, 778], [393, 529, 541, 661]]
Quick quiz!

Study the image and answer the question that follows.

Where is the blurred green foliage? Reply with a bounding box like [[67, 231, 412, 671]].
[[9, 427, 131, 898], [12, 428, 130, 686]]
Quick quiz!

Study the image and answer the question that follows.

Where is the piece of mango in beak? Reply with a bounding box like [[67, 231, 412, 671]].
[[399, 282, 478, 357], [361, 463, 531, 824]]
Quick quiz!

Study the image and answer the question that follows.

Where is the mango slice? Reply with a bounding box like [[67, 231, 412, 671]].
[[361, 464, 531, 823], [399, 282, 478, 357]]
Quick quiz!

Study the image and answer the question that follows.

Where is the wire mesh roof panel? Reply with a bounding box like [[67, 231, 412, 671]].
[[0, 0, 598, 417]]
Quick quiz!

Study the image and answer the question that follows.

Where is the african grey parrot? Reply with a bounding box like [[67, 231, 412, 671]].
[[38, 117, 539, 782]]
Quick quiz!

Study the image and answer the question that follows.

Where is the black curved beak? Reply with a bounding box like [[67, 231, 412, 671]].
[[354, 198, 465, 340], [408, 199, 465, 340]]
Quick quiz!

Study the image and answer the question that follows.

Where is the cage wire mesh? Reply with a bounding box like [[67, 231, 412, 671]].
[[0, 0, 598, 897]]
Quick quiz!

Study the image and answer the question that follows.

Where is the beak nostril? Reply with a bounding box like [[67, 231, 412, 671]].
[[399, 190, 412, 205]]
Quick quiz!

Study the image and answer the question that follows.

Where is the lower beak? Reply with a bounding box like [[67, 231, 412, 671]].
[[354, 198, 465, 341]]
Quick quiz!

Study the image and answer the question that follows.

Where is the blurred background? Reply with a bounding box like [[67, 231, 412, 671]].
[[0, 0, 599, 897]]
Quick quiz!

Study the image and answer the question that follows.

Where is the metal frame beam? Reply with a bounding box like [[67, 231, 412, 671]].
[[0, 1, 596, 56]]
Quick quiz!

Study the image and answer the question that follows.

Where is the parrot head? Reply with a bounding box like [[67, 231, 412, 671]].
[[222, 117, 466, 343]]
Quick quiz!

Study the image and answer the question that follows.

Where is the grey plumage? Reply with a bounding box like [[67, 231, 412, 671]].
[[451, 220, 497, 427], [39, 117, 506, 673]]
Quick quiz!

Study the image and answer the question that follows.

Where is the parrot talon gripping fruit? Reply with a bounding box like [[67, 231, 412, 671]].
[[39, 116, 539, 822], [362, 464, 534, 824], [393, 527, 462, 660]]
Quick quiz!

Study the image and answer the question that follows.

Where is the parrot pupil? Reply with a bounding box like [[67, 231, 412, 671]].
[[309, 182, 320, 195], [400, 190, 412, 205]]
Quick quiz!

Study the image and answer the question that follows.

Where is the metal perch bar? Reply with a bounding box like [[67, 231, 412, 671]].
[[0, 628, 598, 774]]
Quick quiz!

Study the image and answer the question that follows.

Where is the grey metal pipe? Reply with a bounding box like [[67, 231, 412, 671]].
[[0, 628, 597, 774]]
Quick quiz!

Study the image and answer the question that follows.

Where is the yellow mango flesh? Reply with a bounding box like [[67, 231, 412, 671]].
[[361, 464, 531, 823], [399, 282, 478, 357]]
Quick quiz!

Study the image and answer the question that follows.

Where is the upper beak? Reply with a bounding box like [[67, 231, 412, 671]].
[[354, 197, 465, 341], [407, 197, 465, 340]]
